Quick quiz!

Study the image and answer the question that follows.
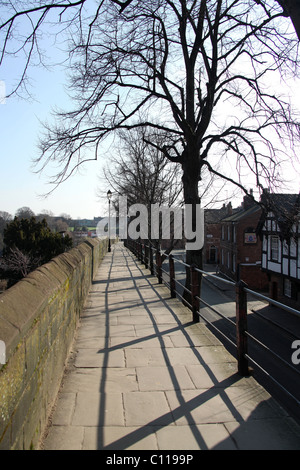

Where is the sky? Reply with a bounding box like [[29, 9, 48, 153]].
[[0, 7, 300, 221], [0, 63, 109, 220], [0, 7, 112, 222]]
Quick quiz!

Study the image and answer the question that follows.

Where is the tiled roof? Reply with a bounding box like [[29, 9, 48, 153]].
[[221, 204, 261, 222], [204, 207, 228, 223], [262, 193, 300, 221], [258, 192, 300, 238]]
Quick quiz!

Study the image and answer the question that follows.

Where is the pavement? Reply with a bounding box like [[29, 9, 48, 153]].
[[40, 242, 300, 450]]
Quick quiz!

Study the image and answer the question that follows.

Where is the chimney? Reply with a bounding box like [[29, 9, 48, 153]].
[[243, 189, 255, 210], [227, 202, 232, 215]]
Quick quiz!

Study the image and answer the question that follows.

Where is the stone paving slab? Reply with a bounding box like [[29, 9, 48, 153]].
[[40, 242, 300, 451]]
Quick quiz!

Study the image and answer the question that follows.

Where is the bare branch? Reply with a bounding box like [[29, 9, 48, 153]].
[[2, 0, 300, 218]]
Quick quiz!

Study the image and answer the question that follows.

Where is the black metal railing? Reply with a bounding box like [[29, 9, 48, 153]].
[[125, 238, 300, 415]]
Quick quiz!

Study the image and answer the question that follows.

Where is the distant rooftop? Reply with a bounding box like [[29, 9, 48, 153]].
[[221, 203, 261, 223]]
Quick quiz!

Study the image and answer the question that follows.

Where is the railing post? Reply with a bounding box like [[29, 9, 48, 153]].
[[156, 250, 162, 284], [190, 265, 200, 323], [169, 254, 176, 298], [149, 244, 154, 275], [134, 240, 138, 258], [236, 280, 249, 376], [140, 242, 143, 263], [144, 242, 148, 269]]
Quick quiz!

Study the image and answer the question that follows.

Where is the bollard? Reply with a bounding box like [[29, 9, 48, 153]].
[[236, 280, 249, 376]]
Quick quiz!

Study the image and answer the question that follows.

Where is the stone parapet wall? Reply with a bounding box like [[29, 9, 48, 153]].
[[0, 238, 110, 450]]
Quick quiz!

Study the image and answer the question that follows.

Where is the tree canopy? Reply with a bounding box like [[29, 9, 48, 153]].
[[3, 216, 72, 262], [1, 216, 73, 285]]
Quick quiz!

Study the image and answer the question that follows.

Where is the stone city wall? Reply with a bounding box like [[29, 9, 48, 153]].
[[0, 238, 110, 449]]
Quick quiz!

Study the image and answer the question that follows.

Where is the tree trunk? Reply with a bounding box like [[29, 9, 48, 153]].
[[278, 0, 300, 41], [181, 155, 203, 308], [289, 2, 300, 41]]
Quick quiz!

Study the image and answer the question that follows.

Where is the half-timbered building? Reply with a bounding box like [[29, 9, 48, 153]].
[[259, 192, 300, 307]]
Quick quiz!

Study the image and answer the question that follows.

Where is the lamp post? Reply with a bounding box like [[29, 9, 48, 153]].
[[107, 190, 112, 252]]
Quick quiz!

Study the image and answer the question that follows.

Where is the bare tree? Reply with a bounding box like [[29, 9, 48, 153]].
[[39, 2, 300, 265], [0, 0, 135, 96], [101, 128, 182, 207], [101, 127, 234, 247], [1, 1, 300, 275], [0, 212, 12, 255], [100, 127, 183, 249], [0, 247, 41, 284], [15, 207, 35, 219], [0, 211, 12, 232]]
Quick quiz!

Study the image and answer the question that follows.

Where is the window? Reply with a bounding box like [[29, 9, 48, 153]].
[[271, 236, 279, 262], [284, 278, 292, 298], [233, 226, 236, 243], [227, 225, 230, 241], [209, 246, 217, 263]]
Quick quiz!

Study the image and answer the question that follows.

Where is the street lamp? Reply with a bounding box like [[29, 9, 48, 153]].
[[107, 190, 112, 252]]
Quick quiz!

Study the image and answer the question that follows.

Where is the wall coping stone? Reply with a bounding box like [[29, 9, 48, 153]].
[[0, 239, 104, 365], [0, 238, 110, 449]]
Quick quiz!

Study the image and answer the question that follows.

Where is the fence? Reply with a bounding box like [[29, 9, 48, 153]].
[[125, 238, 300, 417]]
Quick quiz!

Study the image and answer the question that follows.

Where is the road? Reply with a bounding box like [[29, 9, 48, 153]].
[[161, 254, 300, 422]]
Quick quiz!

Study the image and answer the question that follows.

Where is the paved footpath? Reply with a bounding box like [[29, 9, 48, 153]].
[[40, 242, 300, 450]]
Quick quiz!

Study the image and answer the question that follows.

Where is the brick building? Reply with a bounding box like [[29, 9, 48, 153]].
[[219, 193, 268, 290], [204, 203, 234, 264]]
